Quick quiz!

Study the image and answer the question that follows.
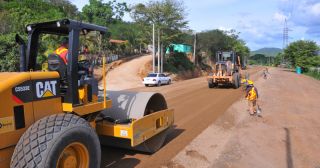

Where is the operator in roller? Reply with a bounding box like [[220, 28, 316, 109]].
[[54, 37, 69, 64]]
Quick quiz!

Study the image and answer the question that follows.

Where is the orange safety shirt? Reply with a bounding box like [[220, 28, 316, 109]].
[[55, 46, 68, 64]]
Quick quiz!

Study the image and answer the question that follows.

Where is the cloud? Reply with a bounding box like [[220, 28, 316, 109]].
[[237, 12, 251, 17], [235, 18, 284, 50], [306, 26, 320, 37], [278, 0, 320, 37], [218, 26, 233, 31], [310, 2, 320, 16], [273, 11, 287, 22], [185, 0, 237, 8]]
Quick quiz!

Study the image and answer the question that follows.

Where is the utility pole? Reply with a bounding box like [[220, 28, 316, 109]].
[[152, 24, 155, 73], [158, 29, 160, 73], [161, 44, 163, 73], [193, 33, 197, 65]]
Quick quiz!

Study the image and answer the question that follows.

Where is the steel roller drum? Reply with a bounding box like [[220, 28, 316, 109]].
[[99, 91, 170, 153]]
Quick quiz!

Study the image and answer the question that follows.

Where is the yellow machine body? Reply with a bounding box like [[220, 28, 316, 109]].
[[0, 71, 108, 166], [0, 71, 174, 167], [2, 19, 174, 168], [0, 72, 62, 166], [96, 108, 174, 147]]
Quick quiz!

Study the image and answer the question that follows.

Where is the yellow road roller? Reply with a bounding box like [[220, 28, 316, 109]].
[[0, 19, 174, 168]]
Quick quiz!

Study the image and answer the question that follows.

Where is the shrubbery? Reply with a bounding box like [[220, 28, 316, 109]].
[[164, 52, 194, 73], [0, 34, 19, 71], [303, 67, 320, 80], [305, 70, 320, 80], [284, 40, 320, 69]]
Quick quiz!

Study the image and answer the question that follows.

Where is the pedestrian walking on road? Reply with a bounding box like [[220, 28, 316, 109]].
[[245, 80, 259, 116], [262, 70, 268, 79], [262, 68, 270, 79]]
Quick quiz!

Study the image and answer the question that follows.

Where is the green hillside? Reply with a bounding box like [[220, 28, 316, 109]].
[[250, 47, 282, 57]]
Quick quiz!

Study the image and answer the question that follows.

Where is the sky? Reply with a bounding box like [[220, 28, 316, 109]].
[[70, 0, 320, 50]]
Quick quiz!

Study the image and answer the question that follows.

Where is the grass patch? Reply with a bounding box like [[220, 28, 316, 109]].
[[304, 71, 320, 80]]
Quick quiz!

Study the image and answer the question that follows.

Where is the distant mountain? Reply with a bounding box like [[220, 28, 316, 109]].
[[250, 47, 282, 57]]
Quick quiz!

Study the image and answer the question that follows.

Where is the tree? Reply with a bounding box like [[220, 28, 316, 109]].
[[232, 39, 250, 64], [108, 21, 147, 53], [81, 0, 128, 26], [0, 0, 77, 34], [283, 40, 320, 69], [131, 0, 188, 47], [0, 33, 19, 71], [250, 54, 268, 65], [197, 29, 228, 58], [49, 0, 79, 19], [196, 29, 249, 63], [274, 52, 283, 66], [81, 0, 129, 55], [0, 0, 79, 71]]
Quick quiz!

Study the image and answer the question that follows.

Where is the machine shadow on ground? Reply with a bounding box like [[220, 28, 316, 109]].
[[100, 146, 140, 168], [284, 128, 294, 168], [210, 85, 238, 89], [100, 125, 184, 168]]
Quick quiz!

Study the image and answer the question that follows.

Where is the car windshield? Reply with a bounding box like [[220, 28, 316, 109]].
[[147, 73, 157, 77]]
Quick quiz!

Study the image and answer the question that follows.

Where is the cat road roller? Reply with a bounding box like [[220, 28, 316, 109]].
[[0, 19, 174, 168]]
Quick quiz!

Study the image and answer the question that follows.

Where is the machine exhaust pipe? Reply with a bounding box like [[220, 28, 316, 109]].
[[15, 34, 26, 72]]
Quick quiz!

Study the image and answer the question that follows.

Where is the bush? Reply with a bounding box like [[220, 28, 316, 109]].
[[164, 52, 195, 73], [248, 60, 257, 65], [305, 67, 320, 80], [0, 33, 19, 72], [305, 71, 320, 80], [283, 40, 319, 68]]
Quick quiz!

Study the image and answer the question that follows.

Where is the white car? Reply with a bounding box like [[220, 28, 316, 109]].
[[143, 73, 171, 87]]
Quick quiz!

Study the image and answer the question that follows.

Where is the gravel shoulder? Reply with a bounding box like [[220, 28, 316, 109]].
[[170, 67, 320, 168]]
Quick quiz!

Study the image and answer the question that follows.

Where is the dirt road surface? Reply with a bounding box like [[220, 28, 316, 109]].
[[100, 67, 263, 168], [171, 67, 320, 168], [105, 55, 152, 91]]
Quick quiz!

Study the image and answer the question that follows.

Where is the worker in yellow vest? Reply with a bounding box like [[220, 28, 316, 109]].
[[55, 37, 69, 64], [245, 80, 259, 116]]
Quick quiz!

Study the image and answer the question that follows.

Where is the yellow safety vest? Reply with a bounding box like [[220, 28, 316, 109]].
[[247, 87, 257, 101], [55, 47, 68, 63]]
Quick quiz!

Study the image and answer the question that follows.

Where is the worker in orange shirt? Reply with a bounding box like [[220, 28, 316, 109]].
[[55, 37, 69, 64]]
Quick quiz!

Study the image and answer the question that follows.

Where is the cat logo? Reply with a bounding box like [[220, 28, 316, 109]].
[[36, 80, 57, 98]]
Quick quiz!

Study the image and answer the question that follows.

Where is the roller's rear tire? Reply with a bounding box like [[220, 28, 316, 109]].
[[11, 114, 101, 168]]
